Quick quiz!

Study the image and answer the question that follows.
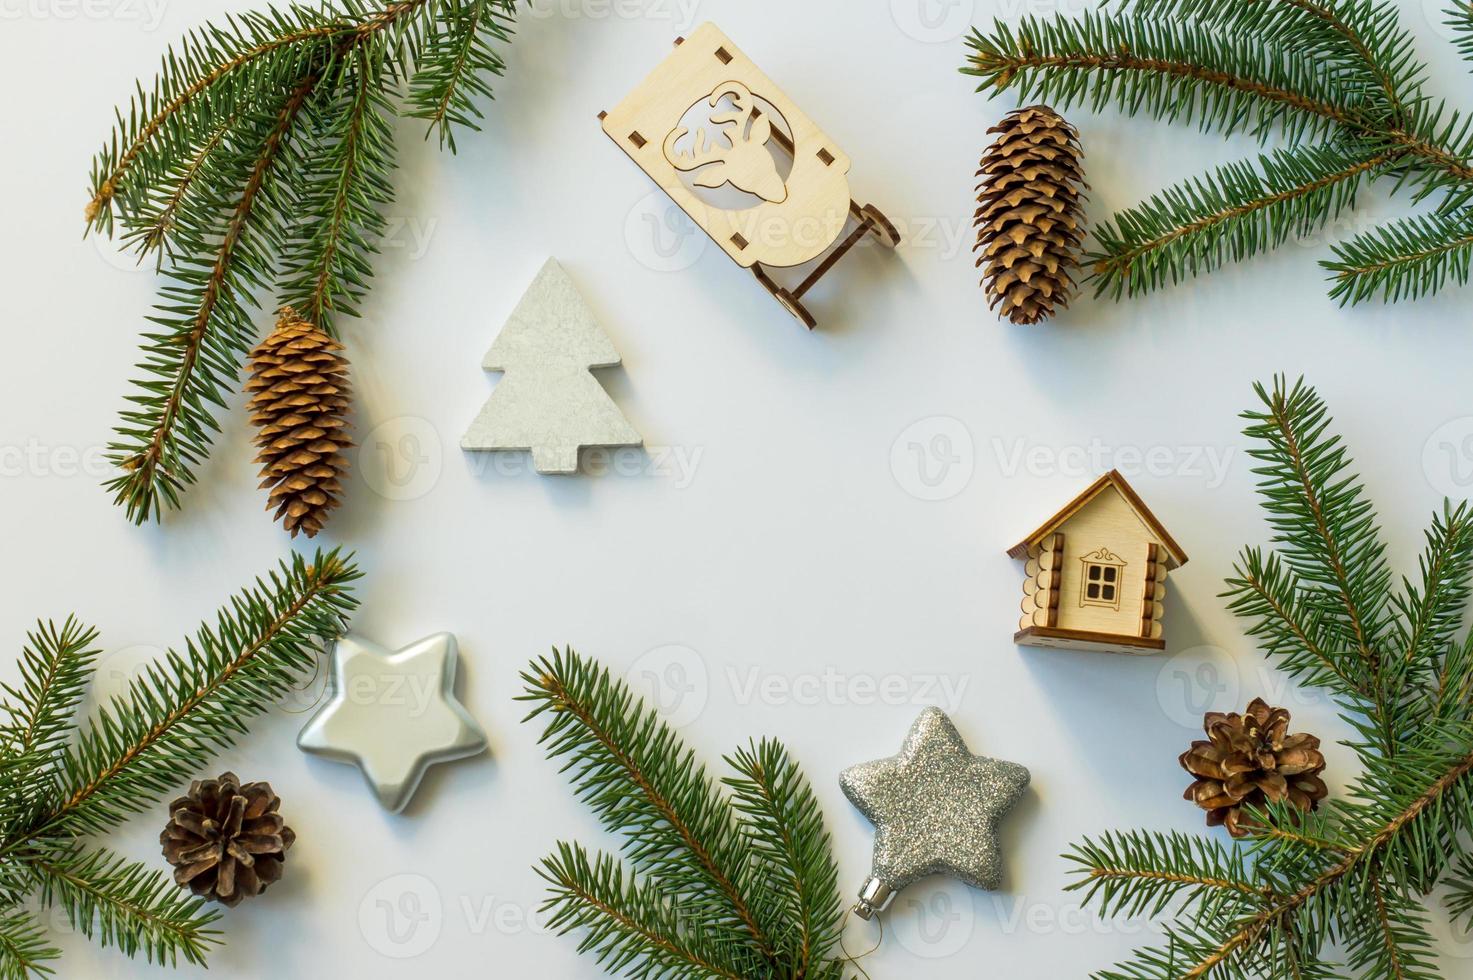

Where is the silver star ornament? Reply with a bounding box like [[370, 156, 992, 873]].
[[298, 633, 487, 813], [841, 706, 1030, 919]]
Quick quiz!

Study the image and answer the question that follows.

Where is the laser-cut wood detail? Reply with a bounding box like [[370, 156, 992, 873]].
[[1019, 533, 1065, 631], [663, 82, 788, 204], [1079, 547, 1127, 611]]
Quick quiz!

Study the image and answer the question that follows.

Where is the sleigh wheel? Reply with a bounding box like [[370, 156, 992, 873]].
[[775, 288, 818, 330], [859, 204, 900, 248]]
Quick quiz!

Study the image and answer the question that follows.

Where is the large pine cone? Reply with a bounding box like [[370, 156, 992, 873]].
[[974, 105, 1086, 324], [245, 308, 353, 538], [161, 773, 295, 906], [1180, 698, 1328, 838]]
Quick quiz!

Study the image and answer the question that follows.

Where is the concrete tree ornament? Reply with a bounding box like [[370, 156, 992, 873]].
[[461, 259, 642, 475]]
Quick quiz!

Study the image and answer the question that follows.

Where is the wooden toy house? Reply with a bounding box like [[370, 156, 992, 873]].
[[1007, 471, 1188, 654]]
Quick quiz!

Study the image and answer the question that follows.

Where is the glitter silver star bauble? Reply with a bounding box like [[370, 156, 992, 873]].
[[298, 633, 487, 813], [840, 706, 1030, 919]]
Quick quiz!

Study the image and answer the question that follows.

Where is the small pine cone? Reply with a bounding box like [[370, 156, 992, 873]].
[[1180, 698, 1328, 838], [974, 104, 1086, 324], [161, 773, 295, 907], [245, 308, 353, 538]]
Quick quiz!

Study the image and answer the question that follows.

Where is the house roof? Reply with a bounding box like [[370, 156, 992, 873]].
[[1005, 470, 1189, 569]]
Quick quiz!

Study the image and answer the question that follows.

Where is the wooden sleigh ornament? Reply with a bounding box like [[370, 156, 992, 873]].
[[600, 23, 899, 329]]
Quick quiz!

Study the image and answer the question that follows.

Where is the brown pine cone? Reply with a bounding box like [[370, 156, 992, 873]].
[[161, 773, 295, 907], [245, 308, 353, 538], [1180, 698, 1328, 838], [974, 104, 1086, 324]]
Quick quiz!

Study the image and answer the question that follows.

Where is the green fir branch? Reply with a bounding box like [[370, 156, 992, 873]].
[[404, 0, 516, 150], [43, 549, 358, 839], [1334, 719, 1473, 886], [964, 0, 1473, 305], [117, 109, 245, 266], [86, 0, 441, 233], [1224, 547, 1363, 697], [1342, 868, 1439, 980], [1066, 830, 1273, 919], [537, 843, 759, 980], [521, 648, 850, 980], [0, 550, 358, 976], [0, 619, 101, 826], [1391, 501, 1473, 670], [1089, 144, 1388, 298], [1120, 0, 1412, 108], [1092, 894, 1312, 980], [0, 619, 100, 774], [1324, 208, 1473, 303], [519, 649, 776, 960], [86, 4, 340, 234], [104, 74, 321, 525], [723, 740, 845, 979], [1085, 744, 1473, 978], [276, 43, 398, 330], [1452, 1, 1473, 67], [1274, 0, 1425, 112], [1448, 853, 1473, 926], [1428, 635, 1473, 724], [1239, 376, 1392, 679], [26, 845, 220, 967], [1070, 378, 1473, 978], [1383, 101, 1473, 204], [964, 13, 1357, 144], [0, 910, 58, 980], [92, 0, 519, 524]]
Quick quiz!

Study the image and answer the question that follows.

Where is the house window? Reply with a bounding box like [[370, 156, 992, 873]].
[[1080, 549, 1126, 610]]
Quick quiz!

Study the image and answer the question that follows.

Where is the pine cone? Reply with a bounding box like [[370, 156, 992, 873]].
[[974, 104, 1086, 324], [1180, 698, 1328, 838], [160, 772, 295, 907], [245, 308, 353, 538]]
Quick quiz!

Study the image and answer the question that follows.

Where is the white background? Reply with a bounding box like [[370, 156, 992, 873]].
[[3, 0, 1473, 976]]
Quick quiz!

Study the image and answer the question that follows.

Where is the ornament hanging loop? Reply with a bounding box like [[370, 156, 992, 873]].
[[838, 904, 884, 980]]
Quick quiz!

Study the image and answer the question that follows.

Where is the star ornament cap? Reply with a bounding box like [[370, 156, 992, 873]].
[[298, 633, 487, 813], [840, 706, 1030, 919]]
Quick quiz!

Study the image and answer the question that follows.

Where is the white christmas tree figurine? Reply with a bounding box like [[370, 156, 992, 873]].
[[461, 258, 642, 474]]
